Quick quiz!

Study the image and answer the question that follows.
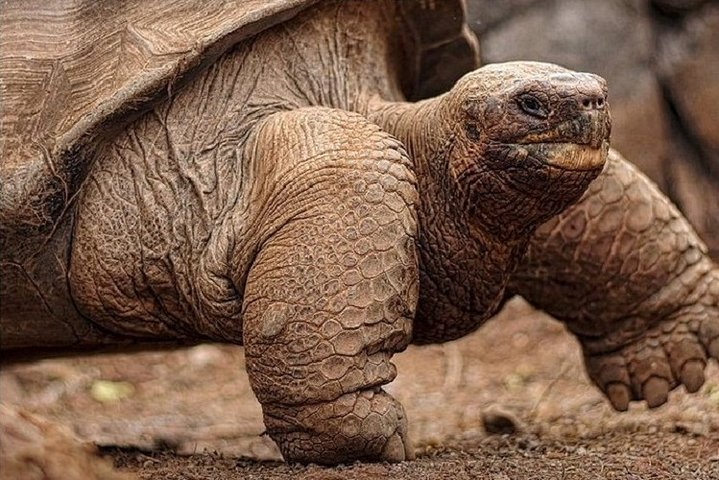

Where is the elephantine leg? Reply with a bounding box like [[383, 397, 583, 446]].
[[241, 108, 419, 463], [511, 149, 718, 410]]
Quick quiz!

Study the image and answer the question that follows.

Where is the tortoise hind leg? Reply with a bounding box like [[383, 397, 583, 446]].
[[510, 148, 718, 410], [241, 108, 419, 463]]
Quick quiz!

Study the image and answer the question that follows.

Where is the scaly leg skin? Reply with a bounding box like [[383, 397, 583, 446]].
[[241, 108, 419, 463], [510, 149, 718, 410]]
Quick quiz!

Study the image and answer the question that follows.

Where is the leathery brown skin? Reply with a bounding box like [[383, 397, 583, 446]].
[[243, 63, 612, 463], [70, 60, 715, 463], [14, 58, 718, 464], [67, 59, 613, 464], [368, 62, 611, 344], [4, 0, 717, 468], [239, 110, 418, 463], [371, 62, 718, 412]]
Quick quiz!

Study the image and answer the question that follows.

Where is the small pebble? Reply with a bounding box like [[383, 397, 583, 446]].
[[89, 379, 134, 403], [481, 406, 521, 435]]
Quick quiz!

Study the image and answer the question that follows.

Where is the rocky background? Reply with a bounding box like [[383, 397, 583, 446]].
[[467, 0, 719, 257]]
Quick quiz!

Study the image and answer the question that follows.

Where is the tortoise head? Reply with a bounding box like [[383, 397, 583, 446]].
[[439, 61, 611, 236]]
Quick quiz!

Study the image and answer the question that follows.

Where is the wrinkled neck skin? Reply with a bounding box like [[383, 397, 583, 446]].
[[367, 99, 537, 343]]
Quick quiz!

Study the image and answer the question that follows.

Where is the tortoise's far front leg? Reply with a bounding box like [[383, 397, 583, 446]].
[[510, 149, 718, 410], [241, 108, 419, 464]]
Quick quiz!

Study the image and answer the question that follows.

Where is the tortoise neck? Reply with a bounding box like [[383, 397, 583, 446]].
[[367, 98, 528, 342], [367, 96, 529, 240]]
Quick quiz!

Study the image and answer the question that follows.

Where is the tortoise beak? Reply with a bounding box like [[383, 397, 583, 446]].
[[535, 140, 610, 171]]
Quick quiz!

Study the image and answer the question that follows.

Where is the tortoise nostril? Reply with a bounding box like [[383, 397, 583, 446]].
[[579, 94, 607, 110]]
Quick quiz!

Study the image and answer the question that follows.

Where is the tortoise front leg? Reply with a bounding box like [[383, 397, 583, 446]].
[[241, 108, 419, 464], [510, 149, 718, 410]]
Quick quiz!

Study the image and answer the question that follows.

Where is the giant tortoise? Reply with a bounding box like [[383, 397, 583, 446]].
[[1, 0, 717, 467]]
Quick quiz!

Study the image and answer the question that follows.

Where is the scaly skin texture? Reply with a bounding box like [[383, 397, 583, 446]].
[[241, 109, 418, 463], [2, 0, 718, 466], [4, 0, 407, 349], [67, 2, 419, 463], [510, 149, 719, 410], [368, 62, 611, 343]]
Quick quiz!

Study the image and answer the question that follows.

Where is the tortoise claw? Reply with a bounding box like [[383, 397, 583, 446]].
[[381, 432, 411, 463], [642, 377, 670, 409], [606, 383, 630, 412], [584, 280, 717, 410], [680, 359, 705, 393]]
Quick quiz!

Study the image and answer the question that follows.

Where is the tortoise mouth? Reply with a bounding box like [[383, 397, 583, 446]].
[[518, 140, 609, 171]]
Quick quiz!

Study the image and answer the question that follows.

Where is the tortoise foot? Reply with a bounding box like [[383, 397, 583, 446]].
[[264, 389, 413, 464], [583, 270, 719, 410]]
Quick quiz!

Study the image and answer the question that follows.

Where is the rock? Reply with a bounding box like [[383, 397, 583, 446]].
[[672, 420, 709, 436], [465, 0, 542, 35], [657, 4, 719, 254], [0, 404, 135, 480], [652, 0, 713, 15], [665, 141, 719, 259], [658, 5, 719, 171]]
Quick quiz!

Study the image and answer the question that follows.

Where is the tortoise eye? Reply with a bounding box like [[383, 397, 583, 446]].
[[518, 94, 548, 119]]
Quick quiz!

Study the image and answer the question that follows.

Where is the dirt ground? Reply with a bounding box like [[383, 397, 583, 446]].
[[2, 298, 718, 479]]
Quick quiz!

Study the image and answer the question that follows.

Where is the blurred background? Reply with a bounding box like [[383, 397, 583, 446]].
[[468, 0, 719, 258]]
